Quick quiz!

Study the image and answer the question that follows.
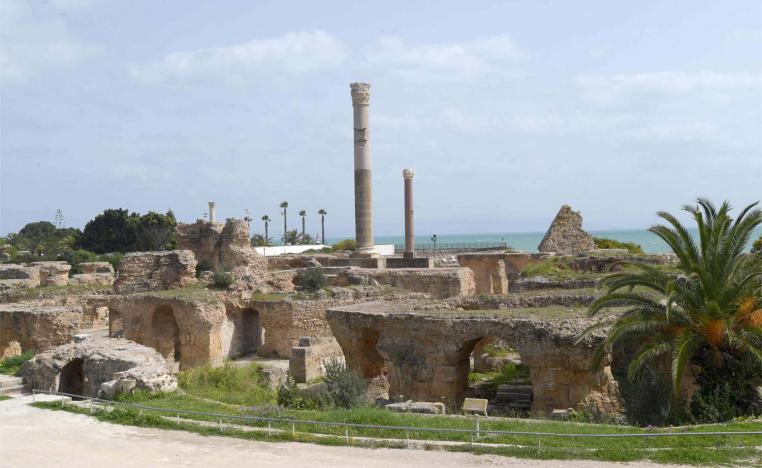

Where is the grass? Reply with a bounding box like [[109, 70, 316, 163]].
[[250, 291, 287, 302], [469, 362, 531, 389], [417, 306, 589, 320], [32, 397, 762, 465], [0, 351, 33, 376], [0, 395, 11, 401], [173, 362, 276, 406], [145, 284, 222, 304]]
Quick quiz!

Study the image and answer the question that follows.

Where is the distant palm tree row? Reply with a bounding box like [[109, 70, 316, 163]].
[[253, 202, 328, 246]]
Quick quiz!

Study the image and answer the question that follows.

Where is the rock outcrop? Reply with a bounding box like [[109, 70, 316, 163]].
[[113, 250, 197, 293], [21, 338, 176, 398], [327, 301, 622, 416], [0, 304, 81, 354], [538, 205, 595, 255], [177, 219, 267, 290]]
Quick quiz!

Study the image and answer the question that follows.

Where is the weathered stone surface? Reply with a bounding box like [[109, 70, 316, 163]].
[[457, 252, 547, 295], [70, 273, 115, 286], [342, 267, 475, 299], [113, 250, 197, 293], [289, 336, 345, 383], [0, 304, 81, 354], [385, 401, 446, 414], [327, 301, 621, 416], [79, 262, 115, 275], [0, 264, 40, 289], [538, 205, 595, 255], [177, 219, 267, 290], [21, 338, 176, 398], [31, 261, 71, 286]]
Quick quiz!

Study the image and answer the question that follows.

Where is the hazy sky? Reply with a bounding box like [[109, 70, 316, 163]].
[[1, 0, 761, 238]]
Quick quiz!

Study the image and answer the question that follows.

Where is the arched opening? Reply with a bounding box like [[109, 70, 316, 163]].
[[109, 309, 124, 338], [58, 358, 85, 398], [464, 336, 532, 416], [152, 306, 181, 364]]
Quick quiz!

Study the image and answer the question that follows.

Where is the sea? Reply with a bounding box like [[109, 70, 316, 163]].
[[325, 227, 762, 254]]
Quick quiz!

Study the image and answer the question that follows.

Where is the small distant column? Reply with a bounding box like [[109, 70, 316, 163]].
[[403, 169, 415, 259], [208, 202, 216, 223], [351, 82, 374, 254]]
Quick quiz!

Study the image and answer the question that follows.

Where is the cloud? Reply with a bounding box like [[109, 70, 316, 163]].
[[575, 71, 762, 104], [0, 0, 104, 85], [366, 35, 526, 81], [129, 31, 346, 86]]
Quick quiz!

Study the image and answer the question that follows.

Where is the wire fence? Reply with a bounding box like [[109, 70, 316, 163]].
[[30, 389, 762, 443]]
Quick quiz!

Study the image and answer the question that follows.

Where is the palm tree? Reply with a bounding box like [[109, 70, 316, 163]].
[[299, 210, 307, 238], [579, 199, 762, 401], [318, 209, 327, 244], [261, 215, 271, 246], [279, 201, 288, 244]]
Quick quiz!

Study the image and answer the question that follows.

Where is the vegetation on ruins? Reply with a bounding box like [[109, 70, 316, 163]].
[[316, 359, 368, 409], [0, 351, 33, 376], [593, 237, 644, 254], [299, 267, 327, 292], [211, 270, 235, 289], [175, 362, 276, 406], [331, 238, 357, 252], [581, 199, 762, 422], [77, 208, 177, 254], [318, 208, 327, 243]]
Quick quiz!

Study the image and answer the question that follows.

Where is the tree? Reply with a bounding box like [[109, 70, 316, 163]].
[[54, 209, 65, 229], [250, 234, 271, 247], [279, 201, 289, 244], [10, 221, 80, 257], [77, 208, 176, 253], [298, 210, 307, 237], [282, 229, 300, 245], [261, 215, 271, 246], [135, 211, 177, 251], [752, 234, 762, 254], [580, 199, 762, 419], [318, 209, 327, 244]]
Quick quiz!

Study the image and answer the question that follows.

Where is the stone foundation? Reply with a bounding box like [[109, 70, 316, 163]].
[[113, 250, 197, 293], [31, 261, 71, 286], [0, 264, 41, 289], [0, 304, 82, 354]]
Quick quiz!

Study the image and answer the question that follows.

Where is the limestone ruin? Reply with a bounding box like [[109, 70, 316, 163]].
[[538, 205, 596, 255]]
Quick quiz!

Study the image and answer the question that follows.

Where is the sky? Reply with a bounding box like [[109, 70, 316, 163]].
[[1, 0, 761, 239]]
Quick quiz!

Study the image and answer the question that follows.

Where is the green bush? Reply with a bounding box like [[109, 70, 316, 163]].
[[62, 249, 100, 274], [317, 359, 367, 409], [331, 239, 356, 252], [277, 375, 317, 409], [0, 351, 34, 376], [593, 237, 644, 254], [103, 252, 124, 271], [299, 267, 326, 292], [752, 235, 762, 253], [176, 362, 275, 406], [212, 270, 235, 289]]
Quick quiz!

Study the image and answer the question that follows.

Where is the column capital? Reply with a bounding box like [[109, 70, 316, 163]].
[[403, 168, 414, 179], [350, 82, 370, 105]]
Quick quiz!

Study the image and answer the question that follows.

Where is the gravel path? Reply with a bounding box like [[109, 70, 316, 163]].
[[0, 396, 683, 468]]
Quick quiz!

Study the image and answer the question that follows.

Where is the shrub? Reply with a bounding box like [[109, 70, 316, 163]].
[[593, 237, 644, 254], [277, 375, 316, 409], [103, 252, 125, 271], [0, 351, 34, 376], [212, 270, 235, 289], [331, 239, 356, 252], [61, 249, 100, 274], [299, 267, 326, 292], [196, 259, 213, 277], [317, 359, 367, 409]]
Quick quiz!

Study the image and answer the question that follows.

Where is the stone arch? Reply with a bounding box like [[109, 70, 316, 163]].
[[58, 358, 85, 397], [151, 305, 181, 364]]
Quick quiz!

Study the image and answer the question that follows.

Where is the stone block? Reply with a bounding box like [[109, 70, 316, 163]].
[[113, 250, 197, 293]]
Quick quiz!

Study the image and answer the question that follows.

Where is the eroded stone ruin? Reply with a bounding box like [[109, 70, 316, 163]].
[[538, 205, 596, 255]]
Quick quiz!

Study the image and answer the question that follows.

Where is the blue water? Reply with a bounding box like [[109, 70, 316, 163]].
[[326, 227, 761, 254]]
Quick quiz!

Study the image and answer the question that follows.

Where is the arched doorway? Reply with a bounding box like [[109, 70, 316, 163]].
[[152, 306, 181, 364], [241, 308, 261, 355], [58, 358, 85, 397]]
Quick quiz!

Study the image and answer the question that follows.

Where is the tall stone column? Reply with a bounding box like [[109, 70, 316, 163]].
[[351, 82, 374, 254], [208, 202, 216, 224], [403, 169, 415, 259]]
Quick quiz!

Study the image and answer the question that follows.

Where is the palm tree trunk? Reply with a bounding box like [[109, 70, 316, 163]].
[[283, 212, 287, 244], [321, 216, 325, 244], [264, 222, 269, 246], [301, 218, 305, 237]]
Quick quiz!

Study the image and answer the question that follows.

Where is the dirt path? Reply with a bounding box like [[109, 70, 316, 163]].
[[0, 397, 681, 468]]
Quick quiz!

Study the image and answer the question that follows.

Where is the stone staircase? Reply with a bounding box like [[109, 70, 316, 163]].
[[0, 375, 29, 396]]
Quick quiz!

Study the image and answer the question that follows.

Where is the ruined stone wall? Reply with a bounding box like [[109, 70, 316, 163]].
[[343, 267, 475, 299], [327, 302, 621, 416], [113, 250, 197, 293], [538, 205, 595, 255], [0, 264, 40, 289], [30, 261, 71, 286], [177, 219, 267, 289], [0, 304, 81, 354]]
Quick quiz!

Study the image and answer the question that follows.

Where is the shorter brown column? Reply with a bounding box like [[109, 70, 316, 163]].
[[403, 169, 415, 259]]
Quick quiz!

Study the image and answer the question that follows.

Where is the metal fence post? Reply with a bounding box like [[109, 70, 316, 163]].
[[475, 415, 480, 439]]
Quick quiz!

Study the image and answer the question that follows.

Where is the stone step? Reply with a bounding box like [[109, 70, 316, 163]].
[[0, 384, 29, 395], [0, 376, 24, 389]]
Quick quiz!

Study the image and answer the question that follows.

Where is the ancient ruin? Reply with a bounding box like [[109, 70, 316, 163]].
[[113, 250, 197, 293], [538, 205, 596, 255]]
